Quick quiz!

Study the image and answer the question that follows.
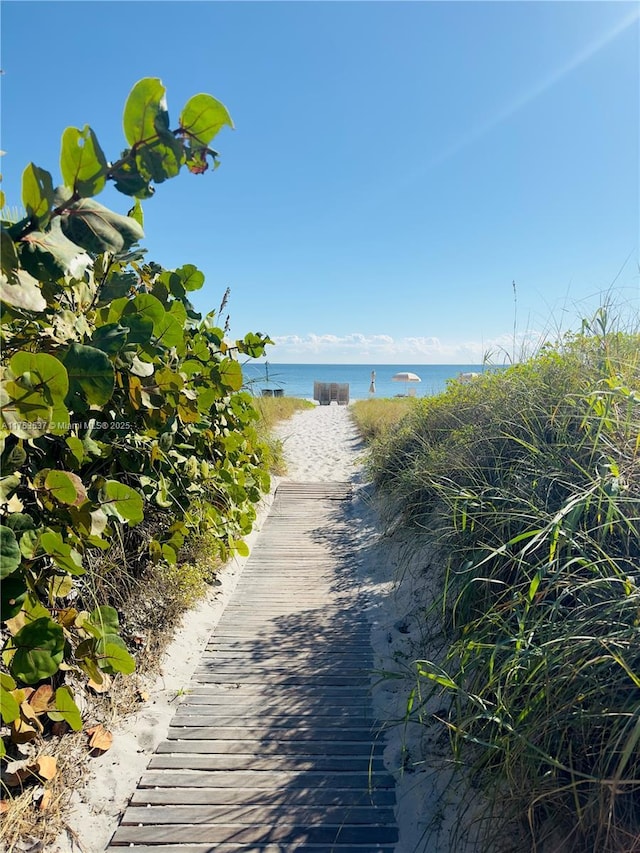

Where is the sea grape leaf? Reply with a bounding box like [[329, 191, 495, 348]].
[[0, 525, 21, 579], [21, 163, 54, 223], [1, 569, 28, 618], [128, 198, 144, 227], [0, 228, 18, 276], [0, 686, 20, 724], [153, 312, 183, 348], [91, 323, 129, 354], [62, 343, 115, 406], [60, 125, 108, 198], [175, 263, 205, 292], [0, 269, 46, 314], [19, 218, 91, 282], [97, 638, 135, 675], [8, 618, 65, 683], [110, 156, 153, 198], [43, 470, 80, 505], [217, 359, 243, 392], [123, 77, 168, 147], [135, 135, 185, 184], [99, 481, 144, 525], [60, 198, 144, 254], [179, 93, 233, 145], [40, 530, 84, 575], [89, 605, 120, 636], [51, 686, 82, 731]]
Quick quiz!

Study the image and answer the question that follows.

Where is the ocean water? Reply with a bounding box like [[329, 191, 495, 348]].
[[242, 363, 488, 401]]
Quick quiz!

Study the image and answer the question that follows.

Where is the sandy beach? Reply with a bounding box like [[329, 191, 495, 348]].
[[54, 402, 440, 853]]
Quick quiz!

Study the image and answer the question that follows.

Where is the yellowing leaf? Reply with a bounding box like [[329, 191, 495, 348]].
[[86, 723, 113, 754], [35, 755, 57, 781]]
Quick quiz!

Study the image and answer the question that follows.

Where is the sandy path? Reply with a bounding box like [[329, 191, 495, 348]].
[[271, 402, 366, 482]]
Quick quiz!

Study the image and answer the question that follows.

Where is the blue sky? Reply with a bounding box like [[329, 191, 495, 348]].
[[2, 1, 638, 364]]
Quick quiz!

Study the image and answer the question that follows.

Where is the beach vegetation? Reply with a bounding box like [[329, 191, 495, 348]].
[[359, 311, 640, 851], [0, 75, 273, 827]]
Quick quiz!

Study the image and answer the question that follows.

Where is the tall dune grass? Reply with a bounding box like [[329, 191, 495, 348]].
[[360, 314, 640, 851]]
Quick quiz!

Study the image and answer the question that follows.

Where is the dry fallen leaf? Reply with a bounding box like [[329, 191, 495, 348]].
[[29, 685, 54, 715], [34, 755, 57, 781], [85, 724, 113, 754], [137, 689, 150, 702], [0, 799, 10, 814], [37, 789, 53, 812], [87, 673, 111, 694]]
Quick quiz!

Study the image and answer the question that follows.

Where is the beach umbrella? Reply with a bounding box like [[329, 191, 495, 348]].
[[369, 370, 376, 395], [392, 371, 421, 395]]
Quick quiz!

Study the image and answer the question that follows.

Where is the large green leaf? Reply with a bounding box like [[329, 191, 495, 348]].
[[43, 470, 83, 505], [97, 637, 135, 675], [2, 352, 69, 438], [1, 575, 28, 621], [89, 605, 120, 636], [1, 228, 19, 276], [99, 481, 144, 525], [135, 135, 185, 184], [123, 293, 165, 328], [21, 163, 54, 223], [153, 312, 183, 349], [19, 218, 91, 282], [175, 263, 205, 292], [123, 77, 168, 147], [60, 198, 144, 254], [217, 358, 243, 392], [60, 125, 108, 198], [62, 343, 115, 406], [8, 618, 65, 684], [110, 156, 153, 198], [40, 530, 84, 575], [0, 270, 47, 313], [0, 686, 20, 724], [0, 525, 21, 579], [179, 93, 233, 145], [50, 686, 82, 731]]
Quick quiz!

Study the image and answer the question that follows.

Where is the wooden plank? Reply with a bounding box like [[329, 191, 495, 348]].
[[129, 786, 396, 807], [171, 705, 375, 724], [108, 845, 396, 852], [110, 822, 398, 845], [139, 770, 396, 789], [166, 727, 377, 743], [121, 804, 395, 826], [156, 739, 384, 756], [149, 755, 386, 772]]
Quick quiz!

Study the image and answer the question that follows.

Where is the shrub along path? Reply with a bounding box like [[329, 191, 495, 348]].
[[106, 481, 397, 852]]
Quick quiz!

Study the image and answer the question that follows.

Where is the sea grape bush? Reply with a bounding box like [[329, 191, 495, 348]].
[[0, 78, 272, 754]]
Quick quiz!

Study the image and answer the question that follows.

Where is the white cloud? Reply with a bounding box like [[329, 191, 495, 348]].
[[269, 330, 547, 364]]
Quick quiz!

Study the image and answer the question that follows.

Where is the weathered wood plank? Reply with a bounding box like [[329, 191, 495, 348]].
[[139, 769, 395, 789], [110, 822, 398, 845], [129, 786, 396, 807], [166, 727, 378, 743], [121, 804, 395, 826], [159, 738, 383, 755], [150, 754, 387, 773]]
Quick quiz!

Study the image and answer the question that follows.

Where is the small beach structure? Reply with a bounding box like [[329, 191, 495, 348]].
[[369, 370, 376, 395], [313, 381, 349, 405], [392, 371, 421, 396]]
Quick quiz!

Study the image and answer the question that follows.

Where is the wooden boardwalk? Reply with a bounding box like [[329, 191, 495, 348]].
[[107, 482, 397, 852]]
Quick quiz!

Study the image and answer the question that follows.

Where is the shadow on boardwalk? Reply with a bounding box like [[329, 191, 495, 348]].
[[106, 482, 399, 852]]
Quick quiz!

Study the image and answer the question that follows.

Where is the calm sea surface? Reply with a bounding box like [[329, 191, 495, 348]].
[[242, 363, 488, 401]]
